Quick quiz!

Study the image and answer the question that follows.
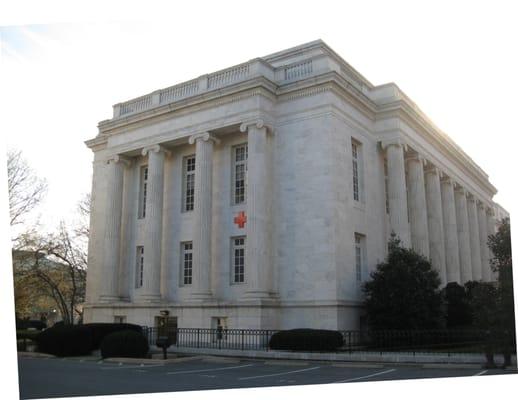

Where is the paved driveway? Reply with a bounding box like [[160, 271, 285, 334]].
[[18, 355, 516, 399]]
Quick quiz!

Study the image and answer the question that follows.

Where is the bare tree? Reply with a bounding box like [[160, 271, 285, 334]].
[[7, 149, 47, 226], [16, 222, 87, 324]]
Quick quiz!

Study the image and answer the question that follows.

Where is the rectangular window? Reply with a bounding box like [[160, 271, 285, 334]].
[[355, 233, 364, 282], [183, 155, 195, 212], [181, 242, 193, 285], [351, 140, 363, 202], [114, 316, 126, 324], [232, 144, 248, 204], [232, 236, 245, 283], [135, 246, 144, 288], [138, 166, 148, 219]]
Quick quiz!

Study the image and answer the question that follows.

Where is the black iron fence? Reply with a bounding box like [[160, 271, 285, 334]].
[[141, 327, 513, 355]]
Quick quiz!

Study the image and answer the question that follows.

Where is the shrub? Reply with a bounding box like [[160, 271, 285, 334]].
[[36, 325, 94, 357], [269, 329, 343, 351], [85, 323, 143, 349], [100, 330, 149, 359], [16, 319, 47, 331], [34, 323, 143, 357]]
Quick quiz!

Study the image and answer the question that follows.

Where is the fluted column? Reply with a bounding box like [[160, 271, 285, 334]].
[[478, 202, 490, 282], [188, 132, 219, 300], [240, 120, 273, 299], [441, 177, 461, 283], [406, 155, 429, 258], [100, 155, 129, 302], [454, 187, 473, 283], [424, 167, 447, 285], [383, 140, 411, 247], [466, 195, 482, 281], [140, 144, 168, 302], [486, 207, 497, 281]]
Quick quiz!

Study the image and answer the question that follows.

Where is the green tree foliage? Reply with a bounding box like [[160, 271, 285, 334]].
[[363, 235, 444, 330], [487, 218, 515, 334], [442, 282, 473, 328]]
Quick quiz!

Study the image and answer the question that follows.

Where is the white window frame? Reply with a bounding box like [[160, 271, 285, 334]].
[[231, 236, 245, 284], [181, 241, 193, 286], [183, 155, 195, 212], [135, 246, 144, 288], [232, 143, 248, 205], [355, 233, 365, 282], [351, 139, 363, 203], [138, 165, 148, 219]]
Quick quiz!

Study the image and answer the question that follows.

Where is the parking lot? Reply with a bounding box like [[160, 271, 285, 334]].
[[18, 355, 516, 399]]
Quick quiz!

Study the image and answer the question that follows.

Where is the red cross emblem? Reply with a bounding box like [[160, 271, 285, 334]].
[[234, 211, 247, 228]]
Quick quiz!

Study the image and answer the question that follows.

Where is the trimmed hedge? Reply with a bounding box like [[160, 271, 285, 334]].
[[269, 329, 344, 351], [35, 323, 143, 357], [100, 330, 149, 359], [36, 325, 94, 357], [16, 319, 46, 331]]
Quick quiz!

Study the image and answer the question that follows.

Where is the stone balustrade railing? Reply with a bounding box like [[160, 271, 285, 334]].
[[112, 56, 342, 118]]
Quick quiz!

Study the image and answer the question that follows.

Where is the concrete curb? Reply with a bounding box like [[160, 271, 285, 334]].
[[102, 356, 204, 365], [17, 352, 56, 359]]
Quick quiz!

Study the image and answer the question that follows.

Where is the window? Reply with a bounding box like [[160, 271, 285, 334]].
[[183, 155, 195, 212], [114, 316, 126, 324], [232, 144, 248, 204], [351, 140, 363, 202], [232, 236, 245, 283], [135, 246, 144, 288], [138, 166, 148, 218], [355, 233, 364, 282], [181, 242, 193, 285], [384, 158, 389, 214]]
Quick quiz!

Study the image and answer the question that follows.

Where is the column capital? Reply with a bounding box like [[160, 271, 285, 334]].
[[454, 185, 466, 196], [188, 132, 220, 145], [141, 144, 171, 157], [405, 153, 427, 166], [440, 175, 455, 186], [107, 154, 132, 167], [424, 164, 443, 177], [239, 118, 274, 133], [380, 138, 408, 151]]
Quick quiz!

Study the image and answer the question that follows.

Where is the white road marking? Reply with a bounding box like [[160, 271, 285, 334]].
[[239, 366, 320, 380], [473, 370, 488, 376], [101, 364, 165, 370], [166, 363, 255, 375], [334, 368, 397, 383]]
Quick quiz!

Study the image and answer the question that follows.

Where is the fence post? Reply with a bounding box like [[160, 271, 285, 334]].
[[197, 328, 200, 348], [241, 330, 244, 351]]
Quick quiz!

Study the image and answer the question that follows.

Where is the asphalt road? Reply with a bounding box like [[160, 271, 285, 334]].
[[17, 355, 516, 399]]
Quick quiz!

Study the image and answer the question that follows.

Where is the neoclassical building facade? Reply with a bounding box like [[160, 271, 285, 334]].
[[83, 40, 507, 330]]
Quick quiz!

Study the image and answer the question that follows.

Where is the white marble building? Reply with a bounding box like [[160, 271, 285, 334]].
[[83, 40, 507, 331]]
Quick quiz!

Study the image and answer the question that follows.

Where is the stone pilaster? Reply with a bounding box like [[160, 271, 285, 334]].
[[188, 132, 219, 300], [441, 177, 461, 283], [424, 166, 447, 285], [454, 187, 473, 283], [240, 119, 274, 299], [466, 195, 482, 281], [139, 144, 169, 302], [406, 155, 429, 258], [100, 155, 129, 302], [477, 202, 490, 282], [383, 140, 411, 247]]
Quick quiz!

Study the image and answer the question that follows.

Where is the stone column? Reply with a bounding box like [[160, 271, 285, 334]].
[[188, 132, 219, 300], [478, 202, 490, 282], [454, 187, 473, 283], [466, 195, 482, 281], [406, 155, 429, 258], [424, 166, 447, 285], [140, 144, 169, 302], [440, 177, 461, 283], [383, 140, 411, 247], [100, 155, 129, 302], [240, 119, 273, 299]]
